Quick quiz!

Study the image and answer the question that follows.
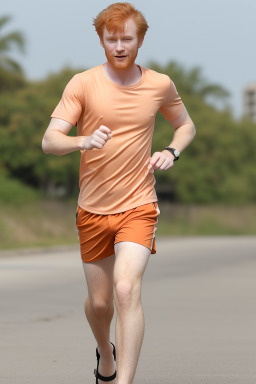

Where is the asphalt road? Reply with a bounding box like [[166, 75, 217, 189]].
[[1, 237, 256, 384]]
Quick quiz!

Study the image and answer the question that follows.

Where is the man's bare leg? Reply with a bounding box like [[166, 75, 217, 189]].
[[83, 254, 116, 383], [113, 242, 151, 384]]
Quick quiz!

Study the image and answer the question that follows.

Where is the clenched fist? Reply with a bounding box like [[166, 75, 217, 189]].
[[82, 125, 112, 150], [145, 150, 175, 173]]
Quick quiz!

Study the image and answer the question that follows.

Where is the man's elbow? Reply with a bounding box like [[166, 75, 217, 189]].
[[42, 136, 50, 154]]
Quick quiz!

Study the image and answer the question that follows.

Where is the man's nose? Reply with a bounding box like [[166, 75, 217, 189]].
[[116, 39, 124, 51]]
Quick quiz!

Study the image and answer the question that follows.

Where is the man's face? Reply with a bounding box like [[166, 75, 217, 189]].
[[100, 17, 143, 70]]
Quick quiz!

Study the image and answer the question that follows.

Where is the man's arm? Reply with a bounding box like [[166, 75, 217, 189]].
[[147, 107, 196, 172], [163, 107, 196, 153], [42, 118, 112, 156]]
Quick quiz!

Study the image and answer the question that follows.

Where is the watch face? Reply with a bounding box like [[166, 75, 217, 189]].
[[174, 149, 180, 157]]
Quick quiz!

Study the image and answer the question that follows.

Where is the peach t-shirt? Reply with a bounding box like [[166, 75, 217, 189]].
[[51, 64, 184, 214]]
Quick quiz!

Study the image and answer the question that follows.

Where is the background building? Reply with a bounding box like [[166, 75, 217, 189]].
[[243, 83, 256, 123]]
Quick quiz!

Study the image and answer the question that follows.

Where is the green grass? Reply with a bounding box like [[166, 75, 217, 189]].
[[156, 203, 256, 236], [0, 200, 78, 250], [157, 217, 256, 236], [0, 200, 256, 251], [0, 172, 41, 204]]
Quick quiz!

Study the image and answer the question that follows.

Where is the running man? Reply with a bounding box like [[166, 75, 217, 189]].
[[42, 3, 196, 383]]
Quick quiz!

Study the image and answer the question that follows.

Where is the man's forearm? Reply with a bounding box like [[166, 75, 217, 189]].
[[166, 123, 196, 153], [42, 131, 85, 156]]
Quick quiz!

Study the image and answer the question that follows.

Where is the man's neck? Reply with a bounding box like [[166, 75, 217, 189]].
[[103, 62, 142, 86]]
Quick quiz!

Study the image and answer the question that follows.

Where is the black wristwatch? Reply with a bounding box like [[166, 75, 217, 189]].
[[163, 147, 180, 161]]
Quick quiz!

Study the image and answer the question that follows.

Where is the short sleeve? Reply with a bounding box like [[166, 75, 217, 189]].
[[159, 79, 184, 121], [51, 74, 84, 126]]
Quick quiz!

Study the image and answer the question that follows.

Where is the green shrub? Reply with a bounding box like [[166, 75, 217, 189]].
[[0, 170, 40, 204]]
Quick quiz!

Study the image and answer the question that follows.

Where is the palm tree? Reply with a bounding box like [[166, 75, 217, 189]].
[[149, 60, 230, 104], [0, 15, 25, 90]]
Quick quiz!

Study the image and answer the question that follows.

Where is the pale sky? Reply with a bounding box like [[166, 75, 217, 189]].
[[2, 0, 256, 118]]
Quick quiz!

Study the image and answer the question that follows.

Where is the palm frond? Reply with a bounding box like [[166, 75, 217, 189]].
[[0, 56, 23, 74], [0, 31, 25, 53], [0, 15, 12, 30]]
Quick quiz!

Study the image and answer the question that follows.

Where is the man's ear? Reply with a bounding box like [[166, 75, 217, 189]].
[[100, 38, 104, 48], [138, 37, 144, 48]]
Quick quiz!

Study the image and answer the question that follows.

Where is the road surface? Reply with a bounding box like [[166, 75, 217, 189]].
[[1, 237, 256, 384]]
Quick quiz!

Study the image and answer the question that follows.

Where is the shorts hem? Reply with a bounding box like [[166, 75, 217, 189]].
[[81, 240, 156, 262], [114, 239, 156, 254], [81, 252, 115, 263]]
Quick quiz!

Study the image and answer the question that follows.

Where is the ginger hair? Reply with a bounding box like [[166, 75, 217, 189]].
[[93, 2, 149, 40]]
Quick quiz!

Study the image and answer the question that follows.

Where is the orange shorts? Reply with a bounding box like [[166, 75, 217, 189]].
[[76, 202, 160, 263]]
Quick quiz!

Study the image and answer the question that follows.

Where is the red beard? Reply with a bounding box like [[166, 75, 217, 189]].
[[105, 49, 139, 70]]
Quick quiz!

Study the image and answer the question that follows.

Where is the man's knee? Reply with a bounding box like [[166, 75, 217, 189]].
[[114, 279, 140, 309], [85, 295, 113, 317]]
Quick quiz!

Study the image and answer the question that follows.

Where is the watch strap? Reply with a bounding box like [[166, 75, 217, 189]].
[[163, 147, 179, 161]]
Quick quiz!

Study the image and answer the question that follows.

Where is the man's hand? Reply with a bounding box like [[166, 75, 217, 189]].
[[82, 125, 112, 150], [145, 150, 175, 173]]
